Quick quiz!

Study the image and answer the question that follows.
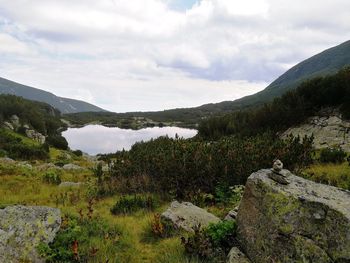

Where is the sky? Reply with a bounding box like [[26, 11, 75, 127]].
[[0, 0, 349, 112]]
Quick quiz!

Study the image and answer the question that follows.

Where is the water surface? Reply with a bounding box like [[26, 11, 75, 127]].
[[62, 125, 197, 155]]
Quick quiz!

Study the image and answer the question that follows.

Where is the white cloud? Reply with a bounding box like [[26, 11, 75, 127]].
[[0, 0, 349, 112]]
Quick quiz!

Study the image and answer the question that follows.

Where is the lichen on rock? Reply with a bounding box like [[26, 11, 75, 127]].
[[0, 205, 61, 263], [236, 169, 350, 263]]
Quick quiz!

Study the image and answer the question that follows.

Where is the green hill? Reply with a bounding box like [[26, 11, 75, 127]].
[[0, 77, 106, 114]]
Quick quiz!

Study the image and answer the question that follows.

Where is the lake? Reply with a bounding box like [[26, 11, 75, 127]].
[[62, 125, 197, 155]]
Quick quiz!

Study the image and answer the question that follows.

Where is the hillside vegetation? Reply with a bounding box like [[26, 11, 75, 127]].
[[198, 68, 350, 139]]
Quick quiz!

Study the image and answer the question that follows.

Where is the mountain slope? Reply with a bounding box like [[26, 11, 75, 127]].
[[0, 77, 106, 114], [200, 40, 350, 112], [94, 40, 350, 125]]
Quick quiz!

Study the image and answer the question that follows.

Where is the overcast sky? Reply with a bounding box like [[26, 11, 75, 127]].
[[0, 0, 349, 112]]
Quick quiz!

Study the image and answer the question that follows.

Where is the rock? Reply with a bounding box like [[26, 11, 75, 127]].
[[10, 115, 20, 128], [237, 169, 350, 263], [25, 129, 46, 144], [0, 157, 15, 164], [161, 201, 221, 232], [225, 206, 239, 221], [227, 247, 251, 263], [0, 205, 61, 263], [17, 162, 32, 170], [58, 181, 83, 188], [2, 121, 14, 130], [281, 112, 350, 152], [62, 163, 84, 170]]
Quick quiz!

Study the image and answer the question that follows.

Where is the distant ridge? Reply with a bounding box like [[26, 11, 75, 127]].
[[0, 77, 106, 114], [199, 40, 350, 112]]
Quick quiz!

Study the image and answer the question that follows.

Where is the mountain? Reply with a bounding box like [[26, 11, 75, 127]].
[[93, 39, 350, 126], [0, 77, 106, 114], [199, 40, 350, 112]]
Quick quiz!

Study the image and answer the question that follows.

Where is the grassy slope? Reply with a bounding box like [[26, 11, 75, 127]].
[[0, 148, 203, 263]]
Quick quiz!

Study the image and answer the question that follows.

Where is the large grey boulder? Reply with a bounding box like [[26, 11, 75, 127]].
[[161, 201, 220, 232], [237, 169, 350, 263], [281, 112, 350, 152], [0, 205, 61, 263]]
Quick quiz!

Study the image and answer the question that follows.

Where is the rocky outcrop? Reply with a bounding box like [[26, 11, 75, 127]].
[[237, 169, 350, 263], [161, 201, 221, 232], [25, 129, 46, 144], [281, 113, 350, 151], [0, 205, 61, 263]]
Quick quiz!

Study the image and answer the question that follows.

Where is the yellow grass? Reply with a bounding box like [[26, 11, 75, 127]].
[[302, 162, 350, 190]]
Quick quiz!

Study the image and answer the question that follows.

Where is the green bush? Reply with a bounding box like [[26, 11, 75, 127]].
[[105, 134, 313, 199], [110, 195, 158, 215], [72, 150, 83, 157], [37, 215, 121, 262], [0, 129, 49, 160], [47, 135, 69, 150], [182, 221, 237, 261], [42, 171, 62, 185], [319, 148, 347, 164]]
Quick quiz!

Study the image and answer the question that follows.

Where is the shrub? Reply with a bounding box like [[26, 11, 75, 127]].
[[42, 171, 62, 185], [182, 221, 237, 261], [319, 148, 347, 164], [72, 150, 83, 157], [106, 134, 313, 199], [37, 215, 121, 262], [47, 135, 69, 150], [110, 195, 158, 215]]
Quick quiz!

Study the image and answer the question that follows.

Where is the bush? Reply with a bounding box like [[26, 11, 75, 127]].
[[319, 148, 347, 163], [182, 221, 237, 261], [72, 150, 83, 157], [110, 195, 158, 215], [42, 171, 62, 185], [47, 135, 69, 150], [106, 134, 313, 199]]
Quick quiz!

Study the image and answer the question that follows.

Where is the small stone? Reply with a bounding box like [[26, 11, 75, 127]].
[[268, 171, 289, 185], [272, 159, 283, 173]]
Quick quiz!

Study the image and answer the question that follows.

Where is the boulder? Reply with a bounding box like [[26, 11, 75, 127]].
[[25, 129, 46, 144], [10, 115, 20, 128], [0, 205, 61, 263], [62, 163, 84, 170], [2, 121, 14, 130], [161, 201, 220, 232], [227, 247, 251, 263], [237, 169, 350, 263]]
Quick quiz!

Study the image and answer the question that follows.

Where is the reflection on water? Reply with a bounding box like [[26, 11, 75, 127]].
[[62, 125, 197, 155]]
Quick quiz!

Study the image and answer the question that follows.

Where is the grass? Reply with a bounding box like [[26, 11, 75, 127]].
[[0, 158, 205, 262], [301, 162, 350, 190]]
